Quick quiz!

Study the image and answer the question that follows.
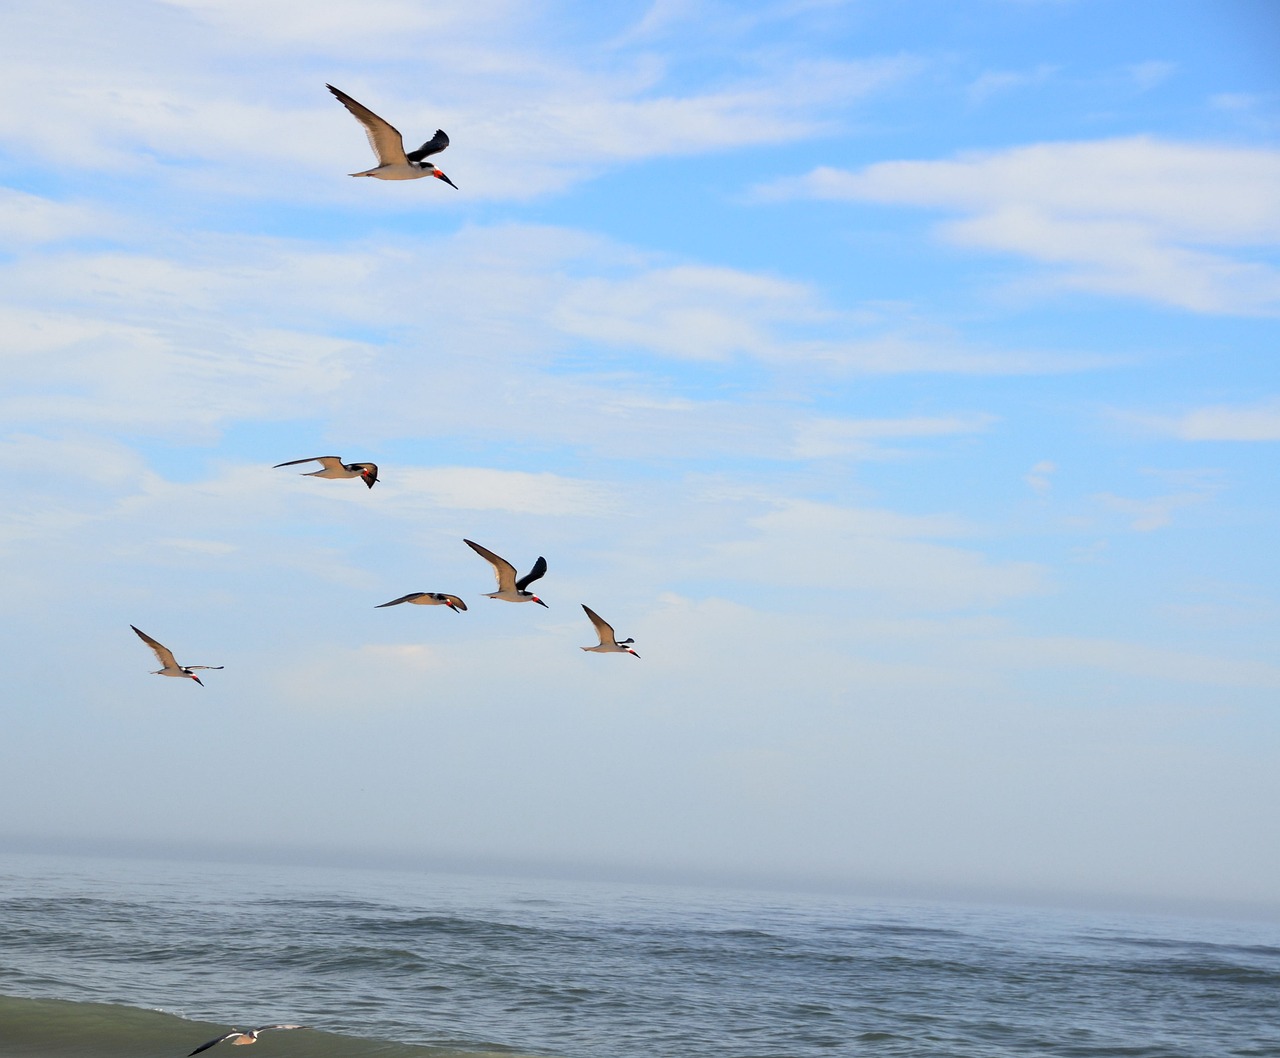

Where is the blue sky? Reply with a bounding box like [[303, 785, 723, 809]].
[[1, 0, 1278, 914]]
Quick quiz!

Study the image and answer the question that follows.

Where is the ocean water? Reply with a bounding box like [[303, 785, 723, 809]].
[[1, 852, 1278, 1058]]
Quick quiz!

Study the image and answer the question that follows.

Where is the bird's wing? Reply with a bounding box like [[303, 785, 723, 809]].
[[433, 594, 467, 611], [406, 129, 449, 161], [253, 1026, 304, 1034], [188, 1032, 237, 1056], [186, 665, 223, 671], [581, 604, 615, 644], [327, 84, 407, 166], [272, 456, 343, 469], [516, 556, 548, 592], [131, 625, 178, 669], [464, 539, 518, 592], [377, 593, 426, 607]]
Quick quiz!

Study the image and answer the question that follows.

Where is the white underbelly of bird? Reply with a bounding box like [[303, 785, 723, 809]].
[[350, 164, 431, 180]]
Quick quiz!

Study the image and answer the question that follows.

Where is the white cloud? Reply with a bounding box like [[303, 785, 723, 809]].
[[771, 138, 1280, 242], [1126, 60, 1176, 91], [0, 216, 1100, 452], [156, 537, 238, 556], [939, 207, 1280, 313], [0, 299, 373, 437], [156, 0, 526, 52], [266, 640, 451, 714], [764, 137, 1280, 313], [1151, 399, 1280, 441], [800, 333, 1108, 374], [1094, 488, 1214, 532], [791, 413, 995, 458], [0, 434, 148, 489], [0, 189, 118, 247], [987, 633, 1280, 690], [610, 0, 701, 44], [387, 467, 618, 517], [1025, 459, 1056, 494], [554, 264, 822, 362], [0, 0, 914, 201], [966, 64, 1057, 105], [547, 256, 1109, 374], [706, 498, 1045, 611], [1210, 92, 1262, 112]]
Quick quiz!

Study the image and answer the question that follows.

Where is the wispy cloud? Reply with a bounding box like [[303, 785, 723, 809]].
[[707, 498, 1046, 612], [1094, 469, 1222, 531], [966, 64, 1057, 105], [1126, 60, 1176, 91], [0, 212, 1101, 451], [1025, 459, 1056, 494], [762, 137, 1280, 313], [386, 467, 619, 517], [554, 263, 823, 362], [0, 189, 119, 247], [1135, 399, 1280, 441], [1094, 491, 1207, 532], [0, 1, 913, 201], [791, 413, 996, 458], [985, 633, 1280, 689], [155, 0, 529, 52]]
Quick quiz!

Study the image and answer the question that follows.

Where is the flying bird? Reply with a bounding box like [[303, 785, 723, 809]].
[[376, 592, 467, 612], [464, 539, 548, 606], [326, 84, 457, 186], [581, 605, 640, 657], [273, 456, 378, 489], [188, 1026, 304, 1056], [131, 626, 223, 686]]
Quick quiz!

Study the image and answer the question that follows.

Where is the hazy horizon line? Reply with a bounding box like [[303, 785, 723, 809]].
[[5, 831, 1277, 926]]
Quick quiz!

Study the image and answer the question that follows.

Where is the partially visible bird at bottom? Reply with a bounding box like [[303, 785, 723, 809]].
[[376, 592, 467, 612], [581, 605, 640, 657], [188, 1026, 304, 1056], [131, 626, 223, 686]]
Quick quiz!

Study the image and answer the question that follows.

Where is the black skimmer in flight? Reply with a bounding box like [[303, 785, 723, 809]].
[[131, 626, 223, 686], [376, 592, 467, 612], [464, 539, 548, 606], [273, 456, 378, 489], [327, 84, 457, 187], [188, 1026, 304, 1055], [581, 605, 640, 657]]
